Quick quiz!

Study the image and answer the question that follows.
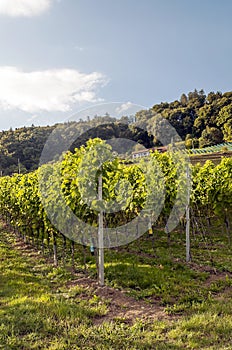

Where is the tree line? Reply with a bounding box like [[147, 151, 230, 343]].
[[0, 89, 231, 176]]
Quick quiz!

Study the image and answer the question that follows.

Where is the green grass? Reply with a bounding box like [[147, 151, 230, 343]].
[[85, 225, 232, 307], [1, 221, 232, 349]]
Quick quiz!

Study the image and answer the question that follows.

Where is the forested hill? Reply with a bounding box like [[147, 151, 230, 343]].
[[135, 89, 232, 148], [0, 89, 231, 175], [0, 117, 153, 175], [0, 125, 55, 175]]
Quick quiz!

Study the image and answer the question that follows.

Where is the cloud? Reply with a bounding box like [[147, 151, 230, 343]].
[[115, 102, 133, 115], [0, 66, 107, 113], [74, 46, 85, 52], [0, 0, 54, 17]]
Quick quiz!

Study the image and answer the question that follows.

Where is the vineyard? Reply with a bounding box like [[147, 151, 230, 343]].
[[0, 138, 232, 349], [0, 138, 231, 269]]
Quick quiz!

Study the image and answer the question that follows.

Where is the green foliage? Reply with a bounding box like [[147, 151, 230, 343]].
[[137, 89, 231, 147], [0, 89, 231, 176], [0, 138, 231, 267], [191, 158, 232, 229], [199, 126, 224, 148], [0, 119, 152, 176], [0, 124, 54, 176]]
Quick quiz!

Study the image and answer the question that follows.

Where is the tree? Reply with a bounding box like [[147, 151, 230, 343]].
[[199, 127, 224, 147], [217, 105, 232, 141], [180, 93, 188, 106]]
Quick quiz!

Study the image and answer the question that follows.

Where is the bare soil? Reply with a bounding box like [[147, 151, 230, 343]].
[[67, 276, 170, 325]]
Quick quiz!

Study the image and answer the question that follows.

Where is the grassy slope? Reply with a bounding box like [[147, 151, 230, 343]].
[[0, 222, 232, 349]]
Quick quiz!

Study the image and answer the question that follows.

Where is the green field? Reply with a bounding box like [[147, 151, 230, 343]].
[[1, 220, 232, 349]]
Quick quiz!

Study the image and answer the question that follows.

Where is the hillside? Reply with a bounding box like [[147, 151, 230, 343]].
[[0, 119, 152, 175], [0, 89, 231, 175], [135, 89, 232, 148]]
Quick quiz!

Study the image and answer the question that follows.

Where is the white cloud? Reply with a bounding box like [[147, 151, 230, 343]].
[[0, 0, 54, 17], [74, 46, 85, 52], [0, 66, 107, 113], [116, 102, 133, 115]]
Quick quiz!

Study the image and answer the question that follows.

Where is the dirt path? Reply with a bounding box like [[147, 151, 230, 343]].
[[67, 276, 171, 325]]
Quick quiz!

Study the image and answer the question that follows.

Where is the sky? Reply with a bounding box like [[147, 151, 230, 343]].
[[0, 0, 232, 130]]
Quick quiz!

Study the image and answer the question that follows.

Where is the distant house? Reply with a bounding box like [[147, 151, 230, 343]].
[[132, 146, 167, 159]]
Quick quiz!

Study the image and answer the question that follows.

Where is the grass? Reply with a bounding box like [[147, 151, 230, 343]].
[[0, 220, 232, 349], [87, 225, 232, 307]]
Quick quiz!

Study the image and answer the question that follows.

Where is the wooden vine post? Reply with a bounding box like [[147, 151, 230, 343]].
[[186, 165, 191, 262], [98, 173, 104, 286]]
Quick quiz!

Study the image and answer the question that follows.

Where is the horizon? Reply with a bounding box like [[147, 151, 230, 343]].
[[0, 87, 229, 133]]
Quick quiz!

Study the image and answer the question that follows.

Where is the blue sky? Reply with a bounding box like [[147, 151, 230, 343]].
[[0, 0, 231, 130]]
